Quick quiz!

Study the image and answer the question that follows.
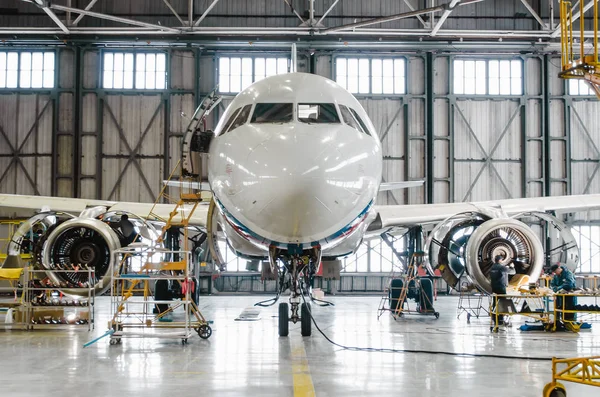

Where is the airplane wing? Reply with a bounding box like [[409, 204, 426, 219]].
[[0, 194, 209, 227], [379, 180, 424, 191], [374, 194, 600, 228]]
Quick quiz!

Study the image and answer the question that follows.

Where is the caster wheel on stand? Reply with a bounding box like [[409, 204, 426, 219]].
[[197, 324, 212, 339], [543, 382, 566, 397]]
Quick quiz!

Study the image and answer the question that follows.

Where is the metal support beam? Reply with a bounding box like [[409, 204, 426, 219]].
[[431, 0, 461, 36], [309, 0, 314, 22], [291, 43, 297, 73], [519, 0, 548, 29], [188, 0, 193, 27], [402, 0, 429, 28], [283, 0, 306, 24], [426, 52, 434, 203], [543, 55, 551, 196], [72, 0, 98, 26], [194, 0, 220, 27], [316, 0, 340, 26], [321, 5, 444, 33], [50, 4, 181, 33], [34, 0, 70, 34], [162, 0, 186, 26], [551, 0, 599, 37]]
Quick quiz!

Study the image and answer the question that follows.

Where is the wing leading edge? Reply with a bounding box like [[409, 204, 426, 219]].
[[375, 194, 600, 229], [0, 194, 209, 227]]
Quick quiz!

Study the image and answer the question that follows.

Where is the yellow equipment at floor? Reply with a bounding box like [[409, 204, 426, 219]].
[[544, 356, 600, 397]]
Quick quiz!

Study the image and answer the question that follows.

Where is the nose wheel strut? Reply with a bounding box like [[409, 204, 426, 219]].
[[273, 255, 315, 337]]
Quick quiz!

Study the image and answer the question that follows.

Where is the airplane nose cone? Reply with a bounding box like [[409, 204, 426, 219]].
[[225, 125, 379, 243]]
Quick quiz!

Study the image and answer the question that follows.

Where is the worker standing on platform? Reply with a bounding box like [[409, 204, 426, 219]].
[[550, 263, 577, 324], [119, 214, 137, 246], [490, 255, 515, 327]]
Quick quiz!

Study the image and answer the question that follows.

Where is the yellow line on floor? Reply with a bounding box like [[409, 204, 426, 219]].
[[291, 337, 316, 397]]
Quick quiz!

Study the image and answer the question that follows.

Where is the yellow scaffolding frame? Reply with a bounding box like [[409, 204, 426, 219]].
[[543, 356, 600, 396], [560, 0, 600, 98], [108, 158, 213, 343]]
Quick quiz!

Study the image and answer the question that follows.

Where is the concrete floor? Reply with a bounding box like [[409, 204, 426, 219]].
[[1, 294, 599, 397]]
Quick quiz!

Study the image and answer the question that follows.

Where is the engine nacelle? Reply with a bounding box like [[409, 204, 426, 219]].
[[42, 218, 122, 296], [464, 218, 544, 293], [427, 213, 544, 294]]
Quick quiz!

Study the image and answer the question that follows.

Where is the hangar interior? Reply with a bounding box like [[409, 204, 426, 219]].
[[1, 1, 600, 396]]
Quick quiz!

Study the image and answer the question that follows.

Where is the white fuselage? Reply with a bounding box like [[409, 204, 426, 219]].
[[208, 73, 382, 254]]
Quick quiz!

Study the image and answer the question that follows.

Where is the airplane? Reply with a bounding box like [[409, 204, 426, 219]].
[[1, 72, 599, 337]]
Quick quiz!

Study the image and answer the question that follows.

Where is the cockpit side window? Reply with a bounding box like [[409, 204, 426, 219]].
[[339, 105, 366, 134], [226, 104, 252, 133], [250, 103, 293, 123], [349, 108, 372, 136], [298, 103, 340, 124], [218, 107, 241, 135]]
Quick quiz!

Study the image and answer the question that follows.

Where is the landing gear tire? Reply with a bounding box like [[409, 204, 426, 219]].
[[301, 302, 311, 337], [182, 338, 188, 345], [197, 324, 212, 339], [279, 302, 289, 337], [434, 312, 440, 319]]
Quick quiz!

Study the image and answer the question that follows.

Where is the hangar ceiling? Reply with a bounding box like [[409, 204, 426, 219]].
[[1, 0, 596, 42]]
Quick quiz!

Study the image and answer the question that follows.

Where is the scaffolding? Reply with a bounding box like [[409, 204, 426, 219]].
[[377, 252, 439, 320], [560, 0, 600, 98], [107, 89, 219, 345]]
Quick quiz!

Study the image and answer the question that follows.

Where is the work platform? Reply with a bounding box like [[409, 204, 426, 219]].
[[560, 0, 600, 98]]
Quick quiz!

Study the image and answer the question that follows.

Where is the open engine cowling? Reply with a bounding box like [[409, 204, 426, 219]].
[[427, 213, 544, 294], [464, 218, 544, 293], [42, 218, 122, 296]]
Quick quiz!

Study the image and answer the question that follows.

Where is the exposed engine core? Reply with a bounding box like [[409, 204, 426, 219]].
[[427, 212, 544, 294], [42, 218, 122, 296], [464, 218, 544, 293]]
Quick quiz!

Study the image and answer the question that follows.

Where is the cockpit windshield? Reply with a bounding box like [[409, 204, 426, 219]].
[[298, 103, 340, 124], [250, 103, 293, 123]]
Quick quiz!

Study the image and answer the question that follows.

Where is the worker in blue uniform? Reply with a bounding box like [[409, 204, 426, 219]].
[[489, 255, 515, 328], [550, 264, 577, 324]]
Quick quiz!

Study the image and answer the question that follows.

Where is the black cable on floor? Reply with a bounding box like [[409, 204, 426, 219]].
[[299, 289, 556, 361]]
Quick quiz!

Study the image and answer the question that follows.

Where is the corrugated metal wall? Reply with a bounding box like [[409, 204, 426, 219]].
[[1, 47, 600, 215]]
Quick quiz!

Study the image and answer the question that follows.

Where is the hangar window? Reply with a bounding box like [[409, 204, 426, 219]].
[[218, 56, 289, 94], [453, 59, 522, 95], [335, 57, 406, 95], [102, 52, 167, 90], [342, 238, 405, 273], [568, 79, 594, 96], [0, 51, 55, 89], [571, 225, 600, 274]]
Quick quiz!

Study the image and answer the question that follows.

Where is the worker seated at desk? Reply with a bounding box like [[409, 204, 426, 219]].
[[490, 255, 517, 327]]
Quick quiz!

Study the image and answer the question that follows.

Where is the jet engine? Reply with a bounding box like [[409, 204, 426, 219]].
[[427, 212, 544, 294], [41, 218, 123, 296]]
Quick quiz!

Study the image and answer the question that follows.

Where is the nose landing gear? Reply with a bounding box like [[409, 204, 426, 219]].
[[262, 247, 320, 337]]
